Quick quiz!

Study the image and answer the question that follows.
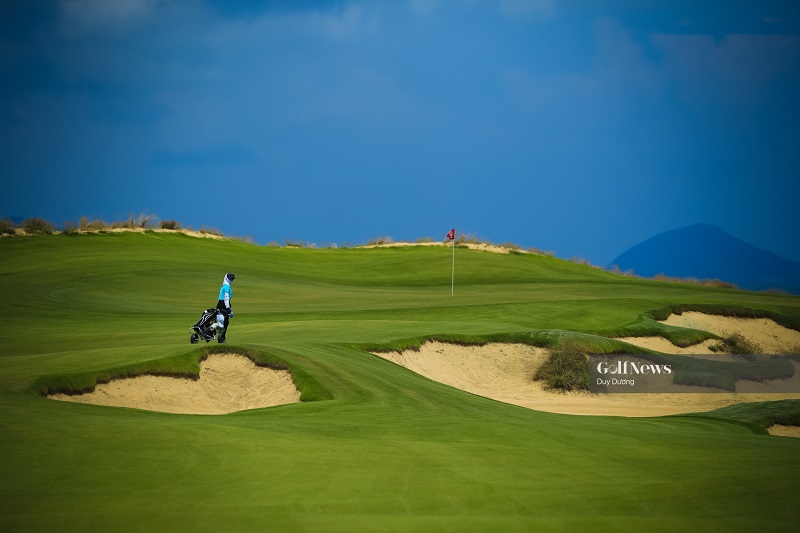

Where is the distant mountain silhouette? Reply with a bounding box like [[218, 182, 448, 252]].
[[609, 224, 800, 294]]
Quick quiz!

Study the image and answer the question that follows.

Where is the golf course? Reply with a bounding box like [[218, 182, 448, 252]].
[[2, 230, 800, 531]]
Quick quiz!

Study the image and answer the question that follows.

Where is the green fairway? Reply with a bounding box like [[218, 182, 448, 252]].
[[2, 232, 800, 531]]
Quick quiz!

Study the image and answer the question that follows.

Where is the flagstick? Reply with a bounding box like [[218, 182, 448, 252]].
[[451, 233, 455, 296]]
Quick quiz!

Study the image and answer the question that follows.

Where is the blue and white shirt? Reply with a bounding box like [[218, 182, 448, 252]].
[[218, 275, 233, 309]]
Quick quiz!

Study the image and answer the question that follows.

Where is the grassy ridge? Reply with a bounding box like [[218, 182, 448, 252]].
[[2, 232, 800, 531], [698, 400, 800, 433], [30, 344, 333, 402]]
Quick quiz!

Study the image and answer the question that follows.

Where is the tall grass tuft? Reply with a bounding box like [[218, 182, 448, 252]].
[[112, 212, 157, 229], [710, 333, 763, 360], [700, 278, 737, 289], [367, 236, 394, 245], [455, 233, 483, 245], [199, 226, 223, 237], [80, 216, 107, 231], [653, 273, 737, 289], [534, 340, 590, 392], [569, 256, 591, 266], [527, 247, 554, 256]]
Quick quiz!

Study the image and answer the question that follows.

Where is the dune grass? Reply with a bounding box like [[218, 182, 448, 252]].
[[533, 340, 591, 391], [709, 332, 764, 357], [2, 232, 800, 531]]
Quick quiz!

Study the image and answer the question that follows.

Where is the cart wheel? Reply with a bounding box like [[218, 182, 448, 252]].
[[190, 333, 199, 344]]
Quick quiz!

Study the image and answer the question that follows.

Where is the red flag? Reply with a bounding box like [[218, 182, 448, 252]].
[[447, 228, 455, 241]]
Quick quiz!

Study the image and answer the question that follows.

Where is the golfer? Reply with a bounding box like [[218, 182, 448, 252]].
[[216, 273, 235, 343]]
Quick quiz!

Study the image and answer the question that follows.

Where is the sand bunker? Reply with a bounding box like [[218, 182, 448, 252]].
[[49, 354, 301, 414], [374, 339, 800, 418], [374, 313, 800, 423], [768, 425, 800, 438], [614, 312, 800, 356], [614, 337, 722, 355], [661, 312, 800, 353]]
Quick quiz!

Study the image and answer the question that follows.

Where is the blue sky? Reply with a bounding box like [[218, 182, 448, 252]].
[[2, 0, 799, 265]]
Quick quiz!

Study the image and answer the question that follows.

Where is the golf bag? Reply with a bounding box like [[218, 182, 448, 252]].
[[189, 308, 226, 344]]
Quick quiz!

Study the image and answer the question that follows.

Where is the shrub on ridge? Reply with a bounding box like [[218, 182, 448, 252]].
[[22, 217, 56, 235]]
